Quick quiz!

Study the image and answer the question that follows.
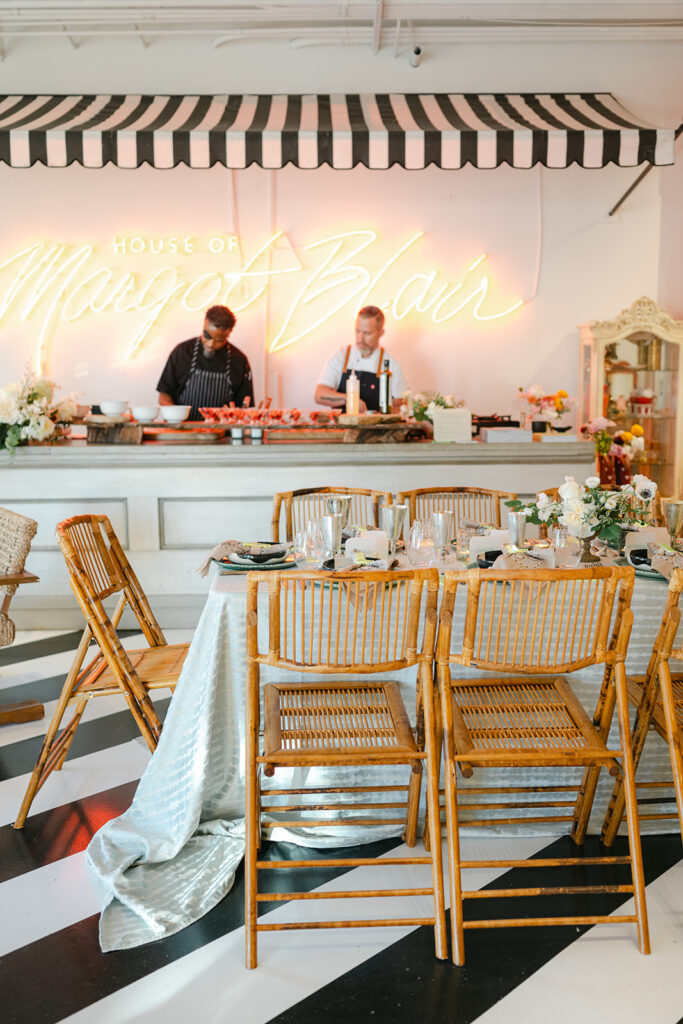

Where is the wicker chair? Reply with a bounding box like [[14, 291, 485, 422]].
[[602, 567, 683, 845], [244, 567, 447, 967], [0, 507, 43, 727], [14, 514, 189, 828], [271, 487, 393, 542], [436, 565, 649, 964], [397, 487, 517, 531]]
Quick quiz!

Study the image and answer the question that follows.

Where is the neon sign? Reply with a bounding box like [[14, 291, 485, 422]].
[[0, 231, 525, 372]]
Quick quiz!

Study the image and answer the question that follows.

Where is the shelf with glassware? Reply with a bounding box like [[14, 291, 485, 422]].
[[578, 297, 683, 496]]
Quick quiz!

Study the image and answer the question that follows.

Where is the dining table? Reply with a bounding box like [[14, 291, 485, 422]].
[[86, 558, 677, 952]]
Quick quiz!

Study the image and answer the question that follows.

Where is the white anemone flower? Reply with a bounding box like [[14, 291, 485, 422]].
[[558, 476, 582, 502], [585, 476, 600, 489], [632, 474, 658, 501]]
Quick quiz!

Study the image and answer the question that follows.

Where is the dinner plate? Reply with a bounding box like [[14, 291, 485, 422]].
[[213, 557, 295, 573], [229, 549, 288, 566]]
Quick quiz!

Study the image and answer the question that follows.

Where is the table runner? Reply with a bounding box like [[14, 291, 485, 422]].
[[87, 571, 675, 951]]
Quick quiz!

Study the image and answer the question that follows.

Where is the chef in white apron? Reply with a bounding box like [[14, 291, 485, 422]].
[[157, 305, 254, 420], [314, 306, 407, 413]]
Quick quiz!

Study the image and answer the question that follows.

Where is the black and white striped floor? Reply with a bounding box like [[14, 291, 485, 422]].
[[1, 630, 682, 1024]]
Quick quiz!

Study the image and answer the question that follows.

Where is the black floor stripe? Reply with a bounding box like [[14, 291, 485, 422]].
[[0, 632, 84, 667], [0, 836, 402, 1024], [0, 780, 139, 884], [0, 697, 170, 780], [0, 631, 142, 704], [270, 834, 683, 1024]]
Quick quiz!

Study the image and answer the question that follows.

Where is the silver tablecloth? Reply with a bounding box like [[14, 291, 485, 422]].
[[87, 571, 674, 951]]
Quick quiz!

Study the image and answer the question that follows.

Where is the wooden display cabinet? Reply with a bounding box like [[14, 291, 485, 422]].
[[578, 297, 683, 495]]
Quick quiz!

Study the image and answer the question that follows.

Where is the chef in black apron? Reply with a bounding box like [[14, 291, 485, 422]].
[[157, 305, 254, 420], [314, 305, 407, 412]]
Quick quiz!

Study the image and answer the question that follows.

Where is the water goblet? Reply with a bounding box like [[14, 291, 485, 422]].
[[455, 527, 475, 562], [324, 495, 352, 528], [380, 504, 408, 557], [661, 498, 683, 551]]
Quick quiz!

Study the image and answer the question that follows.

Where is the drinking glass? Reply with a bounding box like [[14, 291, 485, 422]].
[[661, 498, 683, 550], [293, 521, 325, 568], [324, 495, 352, 528], [552, 527, 582, 568], [507, 511, 527, 548], [321, 513, 344, 558], [380, 504, 408, 557], [432, 510, 455, 563], [455, 527, 475, 561], [407, 519, 437, 566]]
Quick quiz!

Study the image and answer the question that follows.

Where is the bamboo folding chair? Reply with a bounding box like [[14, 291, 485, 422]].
[[245, 567, 447, 967], [14, 514, 189, 829], [271, 487, 393, 542], [602, 568, 683, 845], [0, 507, 43, 726], [398, 487, 517, 531], [436, 565, 649, 964]]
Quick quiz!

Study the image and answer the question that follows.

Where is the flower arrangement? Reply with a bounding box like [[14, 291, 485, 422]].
[[401, 391, 466, 422], [0, 368, 77, 455], [518, 385, 574, 422], [506, 474, 657, 547], [581, 417, 645, 458]]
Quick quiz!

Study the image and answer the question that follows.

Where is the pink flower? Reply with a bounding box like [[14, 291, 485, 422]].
[[608, 444, 621, 456], [586, 417, 616, 434]]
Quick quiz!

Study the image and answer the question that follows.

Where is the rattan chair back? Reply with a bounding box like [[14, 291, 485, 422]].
[[398, 487, 516, 531], [250, 569, 431, 673], [271, 487, 392, 542], [439, 565, 633, 675]]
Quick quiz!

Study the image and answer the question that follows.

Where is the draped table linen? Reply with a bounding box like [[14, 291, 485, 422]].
[[87, 569, 674, 951]]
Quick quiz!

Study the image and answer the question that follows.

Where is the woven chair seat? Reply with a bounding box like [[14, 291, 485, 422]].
[[77, 643, 188, 696], [0, 612, 15, 648], [449, 675, 613, 763], [627, 673, 683, 739], [262, 680, 417, 762]]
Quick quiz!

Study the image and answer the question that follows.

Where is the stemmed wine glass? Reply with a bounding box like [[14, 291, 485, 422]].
[[407, 520, 437, 566], [661, 499, 683, 551]]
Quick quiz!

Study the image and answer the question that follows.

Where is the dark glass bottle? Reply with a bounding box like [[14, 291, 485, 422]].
[[378, 359, 392, 414]]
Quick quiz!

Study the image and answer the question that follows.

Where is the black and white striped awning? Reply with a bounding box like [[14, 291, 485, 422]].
[[0, 93, 674, 170]]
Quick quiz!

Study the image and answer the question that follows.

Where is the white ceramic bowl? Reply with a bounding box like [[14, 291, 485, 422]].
[[99, 400, 129, 416], [160, 405, 191, 423], [131, 404, 160, 423]]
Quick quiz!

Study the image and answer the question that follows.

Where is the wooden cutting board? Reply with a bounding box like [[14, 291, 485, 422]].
[[337, 413, 402, 426]]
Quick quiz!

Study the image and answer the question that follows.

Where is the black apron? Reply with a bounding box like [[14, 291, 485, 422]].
[[177, 338, 234, 420], [337, 346, 384, 412]]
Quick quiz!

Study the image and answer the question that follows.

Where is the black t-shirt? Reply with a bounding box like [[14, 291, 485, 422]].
[[156, 337, 254, 406]]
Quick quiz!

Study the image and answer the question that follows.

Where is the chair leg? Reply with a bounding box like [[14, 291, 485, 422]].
[[403, 762, 423, 848], [245, 686, 260, 969], [14, 695, 76, 829], [53, 701, 88, 770], [658, 661, 683, 839], [572, 680, 617, 845], [602, 686, 655, 847], [614, 663, 650, 955], [422, 670, 448, 960], [441, 686, 466, 965]]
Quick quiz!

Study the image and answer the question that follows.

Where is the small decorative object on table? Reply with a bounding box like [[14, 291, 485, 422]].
[[0, 366, 77, 454], [506, 473, 657, 565]]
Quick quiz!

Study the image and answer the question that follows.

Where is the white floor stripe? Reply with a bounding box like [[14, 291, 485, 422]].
[[471, 858, 683, 1024], [0, 739, 150, 827], [59, 837, 550, 1024], [0, 851, 99, 956]]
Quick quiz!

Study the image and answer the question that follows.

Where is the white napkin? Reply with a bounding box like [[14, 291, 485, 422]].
[[345, 530, 389, 560], [469, 530, 508, 560], [196, 540, 242, 577]]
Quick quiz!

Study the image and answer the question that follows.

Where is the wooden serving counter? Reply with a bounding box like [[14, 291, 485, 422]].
[[0, 439, 594, 629]]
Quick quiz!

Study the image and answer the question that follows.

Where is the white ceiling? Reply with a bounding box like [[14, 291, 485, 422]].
[[0, 2, 681, 48]]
